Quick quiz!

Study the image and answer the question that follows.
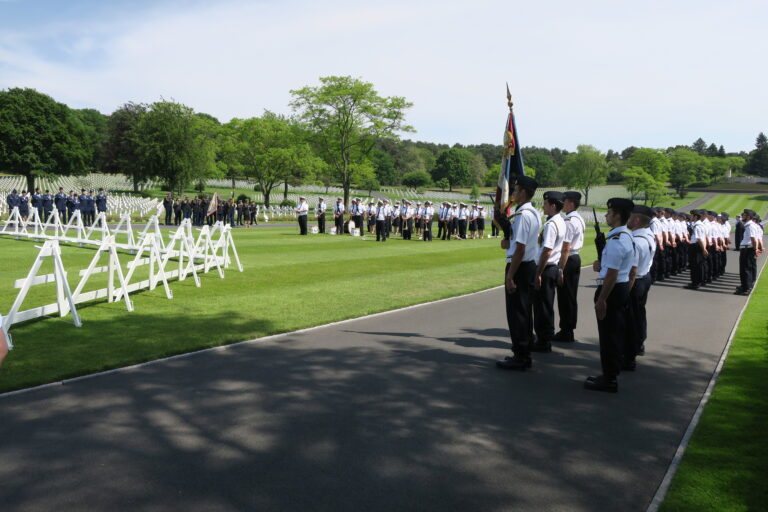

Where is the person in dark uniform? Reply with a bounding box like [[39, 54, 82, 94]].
[[624, 205, 656, 369], [72, 192, 82, 219], [735, 209, 763, 295], [554, 191, 585, 343], [163, 193, 173, 225], [174, 198, 182, 225], [62, 190, 77, 221], [18, 191, 30, 220], [585, 198, 635, 393], [496, 176, 541, 371], [42, 190, 53, 220], [316, 197, 327, 234], [685, 210, 708, 290], [734, 214, 744, 252], [86, 189, 96, 225], [32, 188, 43, 219], [79, 189, 88, 224], [6, 188, 20, 214], [54, 187, 67, 221], [96, 188, 108, 224], [295, 196, 309, 235]]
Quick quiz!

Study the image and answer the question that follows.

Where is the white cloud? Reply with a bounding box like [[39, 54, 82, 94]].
[[0, 0, 766, 152]]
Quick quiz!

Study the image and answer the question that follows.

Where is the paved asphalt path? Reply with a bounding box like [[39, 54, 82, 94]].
[[1, 247, 765, 512]]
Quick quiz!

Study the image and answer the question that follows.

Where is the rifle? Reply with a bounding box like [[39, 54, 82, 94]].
[[593, 207, 606, 262]]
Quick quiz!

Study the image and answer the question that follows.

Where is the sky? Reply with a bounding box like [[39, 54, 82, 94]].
[[1, 0, 766, 153]]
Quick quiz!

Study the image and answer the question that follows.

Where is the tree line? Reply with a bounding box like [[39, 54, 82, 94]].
[[1, 80, 767, 207]]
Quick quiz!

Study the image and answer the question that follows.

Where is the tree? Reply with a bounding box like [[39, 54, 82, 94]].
[[524, 153, 558, 186], [74, 108, 108, 172], [483, 167, 498, 187], [622, 166, 650, 200], [744, 132, 768, 177], [717, 145, 726, 158], [469, 153, 488, 186], [691, 138, 707, 155], [705, 143, 719, 158], [470, 184, 480, 200], [370, 148, 397, 185], [559, 145, 609, 205], [134, 101, 216, 195], [431, 147, 473, 191], [402, 170, 432, 188], [626, 148, 671, 182], [290, 76, 413, 208], [102, 102, 149, 192], [224, 113, 319, 207], [668, 147, 703, 198], [436, 178, 450, 191], [357, 173, 380, 196], [0, 88, 90, 192]]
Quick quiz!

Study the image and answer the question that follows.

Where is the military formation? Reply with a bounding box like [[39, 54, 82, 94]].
[[5, 187, 108, 224], [296, 195, 492, 241], [493, 176, 765, 393]]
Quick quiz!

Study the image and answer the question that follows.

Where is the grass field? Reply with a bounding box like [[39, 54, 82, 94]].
[[660, 261, 768, 512], [697, 194, 768, 218], [0, 225, 599, 393]]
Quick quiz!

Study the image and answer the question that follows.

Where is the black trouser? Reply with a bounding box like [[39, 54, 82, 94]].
[[298, 215, 308, 235], [174, 211, 181, 225], [707, 245, 716, 281], [37, 207, 44, 220], [450, 219, 458, 238], [664, 243, 674, 276], [335, 215, 343, 234], [595, 282, 630, 379], [64, 208, 72, 222], [625, 275, 651, 362], [403, 218, 413, 239], [423, 220, 432, 241], [437, 220, 444, 239], [458, 219, 467, 239], [318, 213, 325, 233], [491, 221, 499, 237], [505, 261, 536, 358], [165, 208, 172, 225], [689, 243, 704, 286], [720, 248, 727, 276], [557, 254, 581, 336], [739, 247, 757, 290], [652, 247, 665, 281], [533, 264, 559, 342], [385, 217, 391, 237], [376, 219, 386, 241]]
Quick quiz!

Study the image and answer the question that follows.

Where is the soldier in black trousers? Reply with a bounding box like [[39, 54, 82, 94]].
[[554, 191, 585, 343], [55, 187, 67, 221]]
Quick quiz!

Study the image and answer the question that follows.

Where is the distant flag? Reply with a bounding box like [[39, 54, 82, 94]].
[[495, 84, 526, 216], [207, 193, 219, 216]]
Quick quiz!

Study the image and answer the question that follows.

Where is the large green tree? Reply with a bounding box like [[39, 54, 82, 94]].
[[744, 132, 768, 177], [74, 108, 108, 172], [0, 88, 90, 192], [102, 102, 149, 192], [290, 76, 413, 207], [559, 145, 608, 205], [223, 113, 319, 207], [524, 153, 558, 186], [134, 101, 216, 195], [625, 148, 671, 182], [431, 147, 473, 191], [668, 147, 704, 198]]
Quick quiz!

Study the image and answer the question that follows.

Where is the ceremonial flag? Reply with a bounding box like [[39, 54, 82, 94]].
[[495, 84, 526, 214], [207, 193, 219, 216]]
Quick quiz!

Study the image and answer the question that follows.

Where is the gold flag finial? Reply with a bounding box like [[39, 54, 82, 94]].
[[506, 82, 513, 110]]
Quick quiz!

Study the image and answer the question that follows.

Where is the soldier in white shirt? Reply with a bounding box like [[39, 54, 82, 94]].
[[392, 201, 401, 235], [469, 203, 479, 239], [585, 198, 635, 392], [374, 200, 388, 242], [295, 196, 309, 235], [422, 201, 434, 241], [402, 200, 414, 240], [333, 197, 345, 235], [736, 209, 763, 295], [650, 208, 666, 281], [685, 210, 709, 290], [531, 191, 566, 352], [448, 203, 459, 240], [625, 205, 657, 369], [316, 197, 327, 234], [554, 191, 585, 343], [496, 176, 542, 371]]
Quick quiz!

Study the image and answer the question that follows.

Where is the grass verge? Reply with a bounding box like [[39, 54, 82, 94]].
[[697, 194, 768, 218], [659, 260, 768, 511]]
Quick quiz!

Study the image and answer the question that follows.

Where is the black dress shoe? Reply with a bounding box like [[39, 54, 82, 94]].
[[584, 375, 618, 392], [496, 356, 531, 370], [637, 344, 645, 356], [684, 283, 699, 290], [530, 341, 552, 353], [552, 331, 575, 342]]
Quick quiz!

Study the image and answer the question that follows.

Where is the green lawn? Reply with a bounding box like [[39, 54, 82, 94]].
[[0, 226, 599, 393], [697, 194, 768, 218], [660, 263, 768, 512]]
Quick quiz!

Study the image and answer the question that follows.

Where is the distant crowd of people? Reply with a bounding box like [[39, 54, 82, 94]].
[[293, 196, 497, 241], [161, 194, 265, 227], [5, 187, 108, 225]]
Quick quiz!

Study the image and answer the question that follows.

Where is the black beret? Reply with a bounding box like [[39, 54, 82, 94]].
[[721, 212, 729, 220], [543, 191, 564, 203], [743, 209, 757, 217], [607, 198, 635, 212], [514, 175, 539, 191], [706, 210, 717, 216], [653, 207, 664, 213], [664, 207, 675, 214], [563, 191, 582, 202], [632, 205, 655, 218]]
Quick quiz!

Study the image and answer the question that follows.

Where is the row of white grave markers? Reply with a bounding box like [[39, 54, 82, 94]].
[[1, 217, 243, 343]]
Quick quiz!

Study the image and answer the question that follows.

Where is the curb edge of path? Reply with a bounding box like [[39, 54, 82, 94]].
[[646, 254, 768, 511]]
